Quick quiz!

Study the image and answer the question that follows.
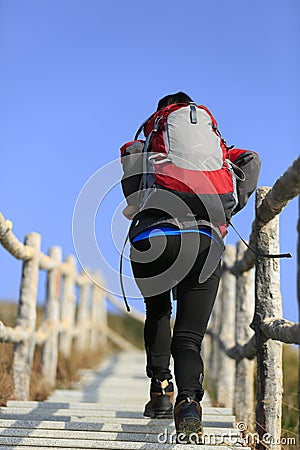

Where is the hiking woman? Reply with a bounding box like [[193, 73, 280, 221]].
[[120, 91, 261, 441]]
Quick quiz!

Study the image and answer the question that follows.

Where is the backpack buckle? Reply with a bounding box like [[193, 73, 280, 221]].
[[189, 103, 198, 124], [153, 116, 163, 131]]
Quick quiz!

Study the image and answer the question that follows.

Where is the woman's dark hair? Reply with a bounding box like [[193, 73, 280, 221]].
[[156, 91, 194, 111]]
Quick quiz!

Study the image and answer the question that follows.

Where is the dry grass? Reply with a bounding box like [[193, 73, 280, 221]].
[[29, 347, 53, 401], [0, 343, 15, 406], [56, 347, 106, 389], [107, 313, 144, 349], [0, 342, 106, 405], [281, 344, 299, 445], [0, 302, 106, 404]]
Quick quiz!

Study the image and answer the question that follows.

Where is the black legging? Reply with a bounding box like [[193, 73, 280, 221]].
[[130, 231, 222, 403]]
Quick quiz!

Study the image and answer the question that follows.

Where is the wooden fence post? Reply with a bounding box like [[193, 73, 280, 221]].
[[42, 246, 62, 387], [201, 333, 212, 392], [206, 280, 222, 393], [75, 274, 90, 352], [254, 187, 283, 450], [13, 232, 40, 400], [217, 245, 236, 408], [91, 273, 108, 350], [234, 241, 255, 426], [59, 255, 76, 358]]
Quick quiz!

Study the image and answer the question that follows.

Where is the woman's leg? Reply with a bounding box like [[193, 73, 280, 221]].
[[130, 235, 179, 381], [144, 293, 173, 381], [171, 242, 221, 403]]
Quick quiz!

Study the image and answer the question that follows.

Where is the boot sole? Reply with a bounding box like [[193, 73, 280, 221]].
[[176, 417, 203, 444], [144, 395, 173, 419], [144, 411, 173, 419], [143, 405, 173, 419]]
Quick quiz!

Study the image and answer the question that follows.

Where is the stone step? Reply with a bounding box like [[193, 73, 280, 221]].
[[73, 382, 149, 389], [47, 394, 211, 404], [0, 418, 239, 435], [0, 427, 241, 442], [0, 437, 250, 449], [44, 395, 146, 403], [83, 366, 147, 373], [45, 396, 209, 404], [0, 414, 235, 427], [49, 390, 151, 398], [48, 392, 149, 398], [0, 407, 234, 420], [47, 393, 211, 401], [46, 397, 212, 406], [76, 378, 149, 384], [47, 394, 150, 401], [7, 401, 226, 413]]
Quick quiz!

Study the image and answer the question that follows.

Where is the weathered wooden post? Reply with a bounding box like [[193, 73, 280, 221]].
[[207, 280, 222, 393], [217, 245, 236, 408], [201, 332, 212, 394], [75, 273, 90, 352], [254, 187, 283, 450], [13, 232, 40, 400], [42, 246, 62, 387], [91, 273, 108, 350], [234, 241, 255, 426], [59, 255, 76, 358]]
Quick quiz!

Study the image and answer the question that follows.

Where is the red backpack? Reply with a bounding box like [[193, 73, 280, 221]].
[[133, 102, 244, 225]]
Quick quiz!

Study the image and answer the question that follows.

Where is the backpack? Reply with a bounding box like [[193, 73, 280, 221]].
[[134, 102, 244, 225], [120, 104, 288, 313]]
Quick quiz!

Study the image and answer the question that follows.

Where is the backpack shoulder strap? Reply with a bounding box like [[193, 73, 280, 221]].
[[134, 112, 155, 140], [197, 105, 218, 126]]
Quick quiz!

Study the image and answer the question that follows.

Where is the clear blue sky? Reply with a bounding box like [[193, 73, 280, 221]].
[[0, 0, 299, 321]]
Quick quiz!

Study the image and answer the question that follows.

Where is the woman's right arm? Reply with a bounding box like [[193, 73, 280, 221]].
[[228, 148, 262, 214]]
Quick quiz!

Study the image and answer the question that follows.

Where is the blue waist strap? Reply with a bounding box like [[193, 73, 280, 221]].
[[132, 226, 222, 247]]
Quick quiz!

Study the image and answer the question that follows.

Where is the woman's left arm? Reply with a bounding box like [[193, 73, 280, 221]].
[[120, 140, 145, 217]]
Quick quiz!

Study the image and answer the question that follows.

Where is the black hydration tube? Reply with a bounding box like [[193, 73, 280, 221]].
[[228, 221, 292, 259], [119, 232, 131, 312]]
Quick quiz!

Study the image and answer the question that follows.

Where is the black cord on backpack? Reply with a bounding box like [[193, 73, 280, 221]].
[[119, 232, 131, 312], [228, 221, 292, 259]]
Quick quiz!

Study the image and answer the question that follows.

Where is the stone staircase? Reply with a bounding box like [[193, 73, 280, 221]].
[[0, 351, 249, 449]]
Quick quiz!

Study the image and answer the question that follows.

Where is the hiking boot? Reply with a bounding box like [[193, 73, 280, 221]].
[[143, 379, 174, 419], [174, 397, 203, 444]]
